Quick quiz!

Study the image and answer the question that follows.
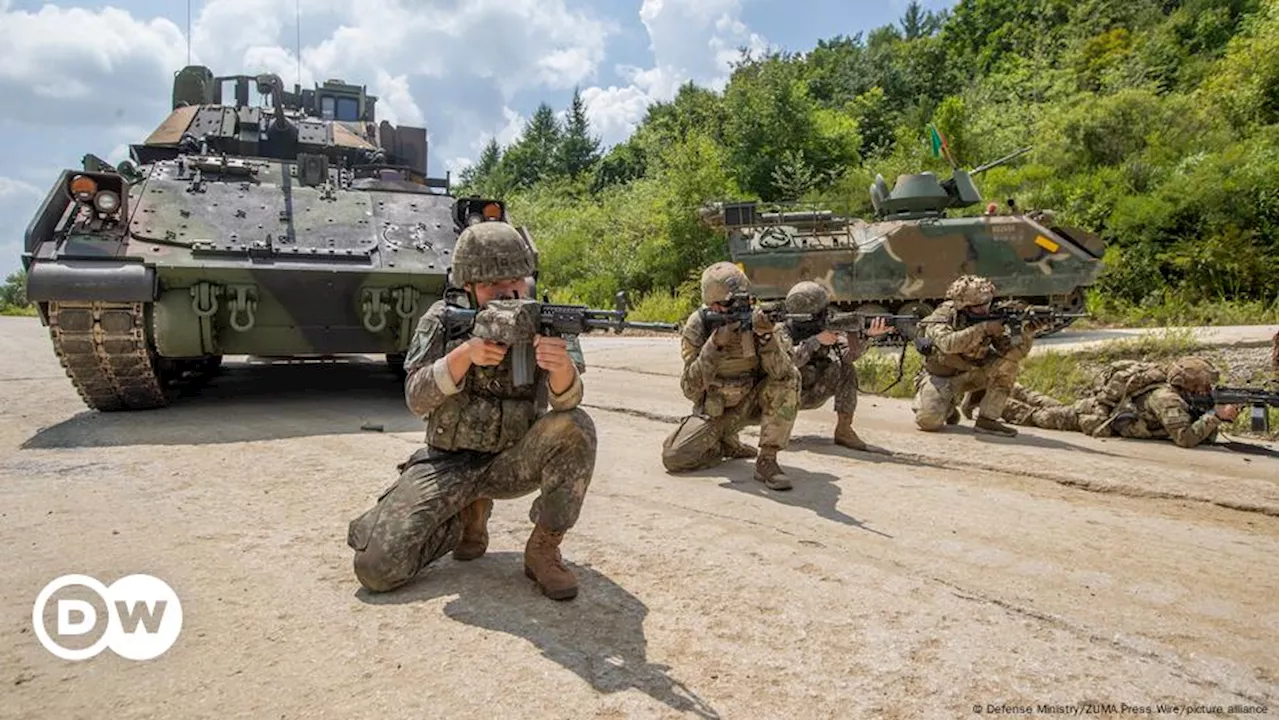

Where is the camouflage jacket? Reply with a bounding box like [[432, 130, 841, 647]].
[[403, 299, 585, 454], [1117, 384, 1222, 448], [776, 323, 864, 382], [917, 301, 1034, 376], [678, 306, 794, 416]]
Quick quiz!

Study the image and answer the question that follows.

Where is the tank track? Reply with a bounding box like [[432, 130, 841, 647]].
[[48, 301, 170, 411]]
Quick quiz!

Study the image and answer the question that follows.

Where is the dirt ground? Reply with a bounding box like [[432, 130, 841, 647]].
[[0, 316, 1276, 720]]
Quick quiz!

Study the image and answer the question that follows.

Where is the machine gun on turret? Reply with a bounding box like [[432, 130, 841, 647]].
[[868, 146, 1032, 220]]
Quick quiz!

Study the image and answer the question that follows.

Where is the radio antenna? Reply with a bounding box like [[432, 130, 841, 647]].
[[295, 0, 302, 87]]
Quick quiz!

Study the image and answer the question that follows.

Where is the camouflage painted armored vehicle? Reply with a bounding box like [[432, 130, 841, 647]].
[[701, 149, 1105, 338], [21, 65, 510, 411]]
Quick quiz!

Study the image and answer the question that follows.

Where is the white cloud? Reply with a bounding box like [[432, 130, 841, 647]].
[[636, 0, 767, 97], [445, 106, 527, 173], [0, 177, 44, 276], [371, 70, 424, 128], [0, 4, 188, 126], [578, 0, 769, 151], [0, 0, 767, 190], [582, 86, 652, 147], [0, 0, 615, 178], [300, 0, 614, 97]]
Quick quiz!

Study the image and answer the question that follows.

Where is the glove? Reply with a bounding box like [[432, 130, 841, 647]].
[[752, 307, 775, 335]]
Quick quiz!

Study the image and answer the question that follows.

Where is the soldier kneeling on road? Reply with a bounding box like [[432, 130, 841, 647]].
[[347, 221, 598, 601], [1000, 356, 1239, 448], [776, 281, 893, 451], [662, 262, 801, 490], [911, 275, 1047, 437]]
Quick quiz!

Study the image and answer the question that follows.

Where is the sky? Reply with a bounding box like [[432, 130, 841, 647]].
[[0, 0, 955, 278]]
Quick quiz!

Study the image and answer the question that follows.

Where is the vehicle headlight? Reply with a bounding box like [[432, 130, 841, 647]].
[[94, 190, 121, 213]]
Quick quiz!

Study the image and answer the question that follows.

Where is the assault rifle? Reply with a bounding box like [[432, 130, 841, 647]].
[[960, 304, 1089, 335], [441, 291, 680, 386], [782, 308, 915, 344], [1187, 386, 1279, 433], [698, 291, 768, 333]]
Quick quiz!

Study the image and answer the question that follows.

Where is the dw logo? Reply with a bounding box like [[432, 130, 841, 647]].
[[32, 574, 183, 661]]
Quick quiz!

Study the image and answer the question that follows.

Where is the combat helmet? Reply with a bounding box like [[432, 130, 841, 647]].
[[451, 221, 537, 285], [1166, 356, 1219, 392], [784, 281, 830, 315], [945, 274, 996, 307], [700, 262, 749, 305]]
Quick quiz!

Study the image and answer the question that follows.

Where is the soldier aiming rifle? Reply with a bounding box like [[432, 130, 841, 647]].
[[1186, 386, 1279, 433], [440, 290, 680, 386], [777, 281, 899, 451]]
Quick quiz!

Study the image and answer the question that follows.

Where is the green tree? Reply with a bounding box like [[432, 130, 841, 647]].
[[502, 103, 563, 189], [557, 87, 602, 178], [0, 270, 28, 308], [900, 1, 928, 40]]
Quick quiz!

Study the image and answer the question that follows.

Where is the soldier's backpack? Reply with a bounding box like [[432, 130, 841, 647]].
[[1084, 360, 1167, 435], [1091, 360, 1167, 405]]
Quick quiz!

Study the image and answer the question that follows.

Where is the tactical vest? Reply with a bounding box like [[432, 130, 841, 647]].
[[919, 304, 998, 377], [425, 334, 543, 454], [690, 310, 762, 415]]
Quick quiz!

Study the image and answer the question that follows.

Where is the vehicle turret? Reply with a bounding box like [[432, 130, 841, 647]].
[[20, 64, 510, 411], [869, 147, 1031, 220]]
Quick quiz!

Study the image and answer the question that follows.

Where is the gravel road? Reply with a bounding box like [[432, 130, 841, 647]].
[[0, 316, 1275, 719]]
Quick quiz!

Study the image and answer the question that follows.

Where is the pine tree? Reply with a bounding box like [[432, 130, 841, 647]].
[[558, 87, 602, 178], [770, 149, 817, 202], [503, 103, 563, 189], [475, 137, 501, 177], [900, 1, 926, 40]]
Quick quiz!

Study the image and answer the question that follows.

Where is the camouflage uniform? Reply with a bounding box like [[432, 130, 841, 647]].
[[1001, 357, 1226, 448], [661, 262, 800, 490], [775, 281, 870, 450], [911, 275, 1034, 437], [347, 221, 598, 600]]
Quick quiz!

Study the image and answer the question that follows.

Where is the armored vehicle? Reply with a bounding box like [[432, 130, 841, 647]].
[[22, 65, 510, 411], [701, 149, 1106, 338]]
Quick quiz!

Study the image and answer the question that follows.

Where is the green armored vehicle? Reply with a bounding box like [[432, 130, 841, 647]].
[[22, 65, 510, 411], [701, 149, 1106, 338]]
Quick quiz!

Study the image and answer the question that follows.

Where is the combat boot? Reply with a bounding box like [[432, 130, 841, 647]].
[[452, 498, 493, 561], [946, 407, 961, 425], [753, 448, 791, 491], [523, 524, 578, 600], [721, 434, 759, 459], [961, 391, 984, 420], [833, 412, 867, 450], [974, 416, 1018, 437]]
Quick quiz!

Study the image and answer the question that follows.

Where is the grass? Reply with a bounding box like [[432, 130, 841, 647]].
[[1083, 291, 1277, 328], [855, 327, 1278, 439], [0, 304, 37, 317], [625, 289, 699, 325]]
